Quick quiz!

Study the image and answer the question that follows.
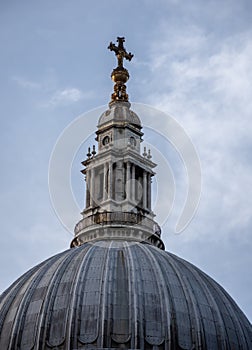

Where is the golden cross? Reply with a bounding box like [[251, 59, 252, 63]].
[[108, 37, 133, 68]]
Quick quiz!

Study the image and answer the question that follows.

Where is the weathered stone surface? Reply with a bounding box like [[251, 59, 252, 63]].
[[0, 240, 251, 349]]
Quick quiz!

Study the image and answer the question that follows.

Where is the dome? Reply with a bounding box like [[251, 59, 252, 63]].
[[98, 101, 142, 129], [1, 37, 251, 350], [0, 240, 251, 350]]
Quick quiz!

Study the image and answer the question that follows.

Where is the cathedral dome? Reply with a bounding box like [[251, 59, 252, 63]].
[[0, 240, 251, 349], [1, 37, 251, 350]]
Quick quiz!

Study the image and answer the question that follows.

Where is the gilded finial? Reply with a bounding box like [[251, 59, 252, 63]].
[[108, 37, 133, 103]]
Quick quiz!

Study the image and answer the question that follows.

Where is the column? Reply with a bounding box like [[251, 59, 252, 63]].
[[108, 162, 113, 200], [85, 169, 90, 208], [90, 167, 95, 206], [131, 164, 135, 202], [103, 163, 108, 202], [143, 170, 147, 209], [147, 173, 151, 210], [126, 162, 131, 200]]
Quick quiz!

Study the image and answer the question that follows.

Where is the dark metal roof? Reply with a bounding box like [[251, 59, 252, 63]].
[[0, 240, 251, 349]]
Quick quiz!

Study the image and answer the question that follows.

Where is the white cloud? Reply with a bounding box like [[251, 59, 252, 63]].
[[47, 88, 92, 107], [11, 74, 92, 108], [12, 76, 41, 89]]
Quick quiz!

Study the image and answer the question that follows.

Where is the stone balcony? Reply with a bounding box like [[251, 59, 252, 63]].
[[71, 211, 164, 249]]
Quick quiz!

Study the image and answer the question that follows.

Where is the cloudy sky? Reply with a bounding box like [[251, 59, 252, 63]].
[[1, 0, 252, 322]]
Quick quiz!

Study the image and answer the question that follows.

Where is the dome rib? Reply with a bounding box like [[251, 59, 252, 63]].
[[169, 252, 252, 349], [111, 246, 131, 344], [0, 260, 44, 339], [124, 242, 140, 348], [131, 242, 171, 347], [36, 249, 75, 348], [197, 265, 252, 349], [1, 251, 68, 350], [159, 253, 204, 348], [157, 250, 196, 349], [137, 244, 168, 347], [102, 241, 117, 347], [77, 244, 106, 345], [127, 243, 145, 349], [0, 241, 251, 349], [173, 254, 226, 349], [65, 244, 91, 349], [97, 241, 112, 347], [45, 247, 89, 348]]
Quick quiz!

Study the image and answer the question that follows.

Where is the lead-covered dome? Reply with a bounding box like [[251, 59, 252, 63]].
[[0, 240, 251, 350]]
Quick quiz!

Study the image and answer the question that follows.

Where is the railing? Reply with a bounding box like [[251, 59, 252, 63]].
[[74, 211, 161, 237]]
